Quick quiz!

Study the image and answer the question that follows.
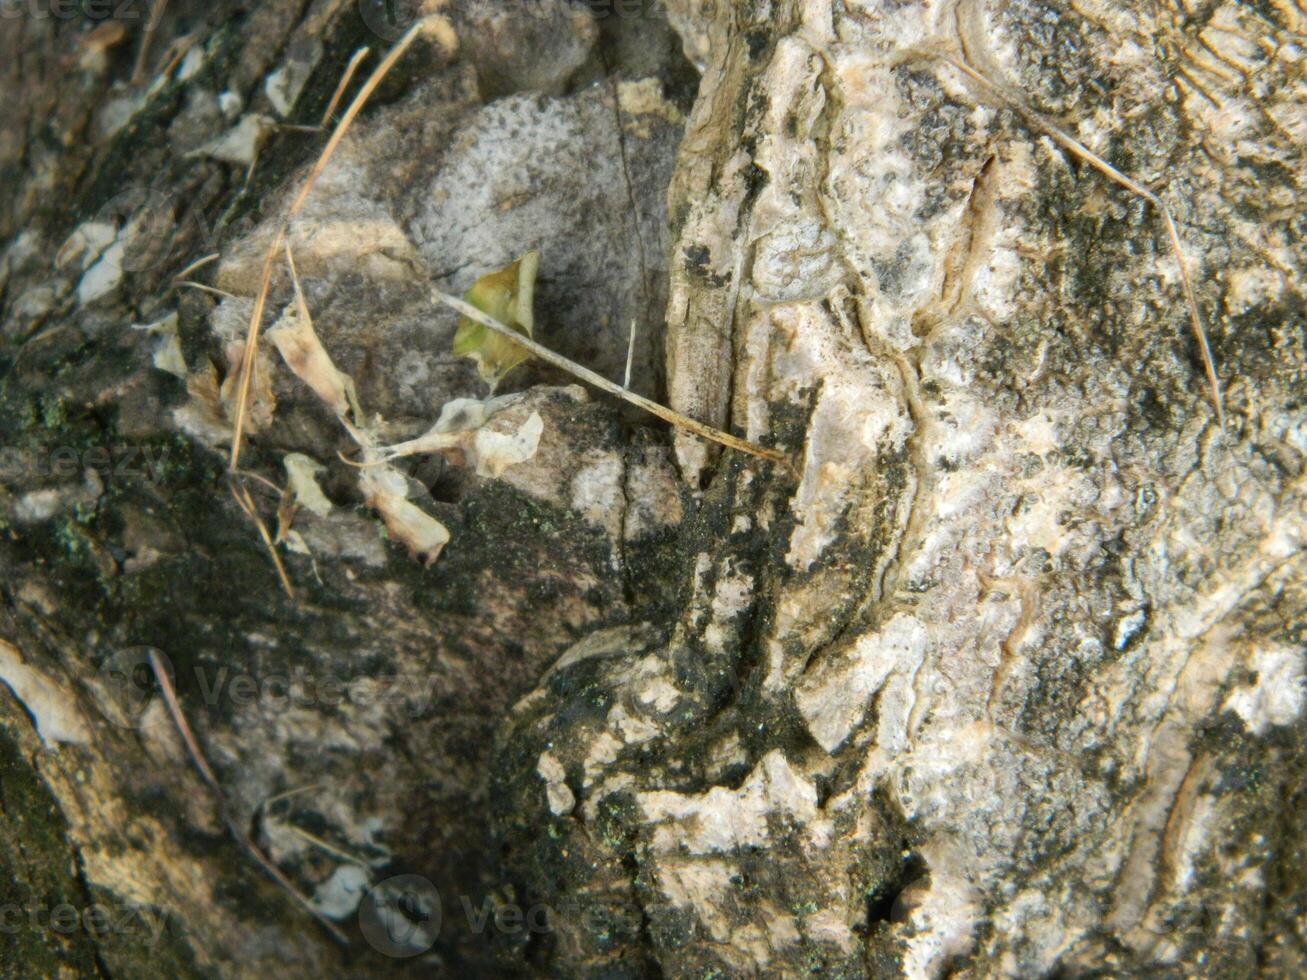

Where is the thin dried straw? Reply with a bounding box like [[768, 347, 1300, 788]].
[[148, 650, 348, 945], [222, 27, 427, 595], [174, 281, 236, 300], [432, 289, 791, 468], [231, 27, 423, 470], [172, 252, 220, 281], [230, 479, 295, 599], [944, 56, 1224, 427], [131, 0, 170, 84], [320, 47, 370, 128], [623, 318, 636, 390]]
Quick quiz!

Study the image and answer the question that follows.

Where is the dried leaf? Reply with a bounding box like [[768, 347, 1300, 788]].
[[266, 301, 360, 420], [131, 312, 187, 378], [452, 250, 539, 392], [471, 411, 543, 478], [370, 395, 544, 477], [173, 360, 233, 447], [283, 453, 333, 517], [220, 340, 277, 434], [359, 464, 450, 566]]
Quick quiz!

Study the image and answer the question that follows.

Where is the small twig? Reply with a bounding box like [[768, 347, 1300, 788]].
[[284, 239, 311, 325], [262, 783, 325, 810], [149, 650, 219, 790], [174, 281, 236, 300], [230, 478, 296, 599], [143, 30, 195, 83], [131, 0, 170, 85], [231, 25, 424, 470], [239, 154, 260, 199], [336, 450, 376, 469], [284, 825, 373, 868], [942, 56, 1224, 428], [321, 48, 370, 129], [623, 318, 636, 390], [233, 467, 284, 496], [148, 651, 350, 945], [172, 253, 220, 281], [432, 289, 791, 468]]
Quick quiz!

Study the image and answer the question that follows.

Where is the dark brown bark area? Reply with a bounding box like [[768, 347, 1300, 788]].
[[0, 1, 694, 976]]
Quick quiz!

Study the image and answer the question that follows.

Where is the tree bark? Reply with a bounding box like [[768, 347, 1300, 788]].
[[1, 1, 1304, 977]]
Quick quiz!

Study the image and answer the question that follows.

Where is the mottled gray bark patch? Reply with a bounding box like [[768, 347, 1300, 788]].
[[491, 0, 1307, 976]]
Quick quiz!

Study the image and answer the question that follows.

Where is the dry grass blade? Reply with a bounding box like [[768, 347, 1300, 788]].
[[233, 467, 285, 496], [230, 479, 296, 599], [149, 649, 220, 791], [230, 23, 426, 470], [944, 56, 1224, 428], [148, 651, 350, 945], [321, 47, 370, 129], [285, 824, 372, 867], [432, 289, 791, 468], [262, 783, 325, 810], [285, 239, 311, 323], [131, 0, 169, 84], [174, 281, 236, 300], [623, 318, 637, 390], [229, 244, 277, 470], [172, 252, 220, 281]]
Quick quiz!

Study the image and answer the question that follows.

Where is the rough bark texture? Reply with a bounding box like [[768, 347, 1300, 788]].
[[1, 1, 1305, 978]]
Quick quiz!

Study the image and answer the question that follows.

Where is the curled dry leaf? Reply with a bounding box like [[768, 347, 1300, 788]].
[[277, 453, 330, 560], [452, 250, 539, 392], [358, 464, 450, 566], [131, 312, 187, 378], [266, 300, 361, 421], [371, 395, 544, 478], [471, 412, 544, 478], [173, 360, 233, 447], [220, 340, 277, 434], [283, 453, 333, 517]]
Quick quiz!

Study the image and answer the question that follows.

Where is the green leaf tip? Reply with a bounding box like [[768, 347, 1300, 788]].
[[452, 250, 539, 392]]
